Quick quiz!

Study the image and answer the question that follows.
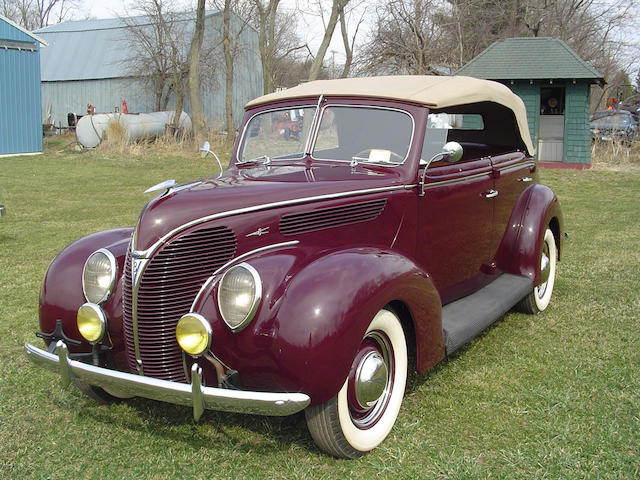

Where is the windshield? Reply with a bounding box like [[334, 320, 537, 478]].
[[239, 107, 316, 162], [312, 106, 413, 164]]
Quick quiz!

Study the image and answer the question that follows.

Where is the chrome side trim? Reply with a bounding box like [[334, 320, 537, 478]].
[[191, 241, 299, 310], [133, 185, 410, 259], [493, 160, 536, 175], [25, 341, 310, 417], [422, 172, 491, 190]]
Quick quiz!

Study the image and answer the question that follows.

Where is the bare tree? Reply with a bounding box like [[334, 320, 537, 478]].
[[150, 0, 189, 128], [307, 0, 350, 81], [250, 0, 306, 93], [356, 0, 450, 75], [121, 1, 219, 132], [1, 0, 79, 30], [356, 0, 638, 79], [212, 0, 254, 145], [338, 1, 366, 78], [120, 2, 189, 113], [188, 0, 207, 146]]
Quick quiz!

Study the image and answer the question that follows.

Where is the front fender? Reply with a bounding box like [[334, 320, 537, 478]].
[[194, 246, 443, 404], [495, 184, 564, 284], [39, 228, 133, 360]]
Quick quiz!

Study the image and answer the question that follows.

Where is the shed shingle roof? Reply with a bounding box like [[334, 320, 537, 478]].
[[455, 37, 603, 82]]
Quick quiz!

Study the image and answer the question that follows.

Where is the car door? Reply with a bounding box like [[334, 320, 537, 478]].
[[489, 152, 535, 262], [416, 156, 495, 305]]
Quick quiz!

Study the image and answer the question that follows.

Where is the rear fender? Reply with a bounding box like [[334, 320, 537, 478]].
[[194, 247, 444, 404], [39, 228, 133, 358], [495, 184, 564, 284]]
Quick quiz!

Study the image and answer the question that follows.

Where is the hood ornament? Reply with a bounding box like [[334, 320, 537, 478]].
[[144, 179, 176, 195], [131, 256, 149, 286], [246, 227, 270, 237]]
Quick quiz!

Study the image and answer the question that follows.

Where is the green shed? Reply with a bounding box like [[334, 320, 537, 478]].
[[456, 37, 603, 168]]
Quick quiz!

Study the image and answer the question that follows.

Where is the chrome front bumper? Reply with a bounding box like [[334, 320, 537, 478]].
[[25, 340, 310, 420]]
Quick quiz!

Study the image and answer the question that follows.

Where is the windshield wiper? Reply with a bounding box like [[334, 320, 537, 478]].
[[237, 154, 271, 166]]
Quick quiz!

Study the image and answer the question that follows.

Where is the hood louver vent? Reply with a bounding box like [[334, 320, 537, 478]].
[[280, 199, 387, 236]]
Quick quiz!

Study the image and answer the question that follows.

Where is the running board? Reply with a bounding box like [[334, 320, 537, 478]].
[[442, 274, 533, 355]]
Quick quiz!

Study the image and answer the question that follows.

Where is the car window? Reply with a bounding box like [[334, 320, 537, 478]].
[[422, 113, 484, 163], [239, 107, 316, 162], [312, 106, 413, 165]]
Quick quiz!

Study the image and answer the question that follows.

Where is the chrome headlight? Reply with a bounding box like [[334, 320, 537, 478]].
[[77, 303, 107, 344], [82, 249, 117, 304], [217, 263, 262, 332], [176, 313, 212, 357]]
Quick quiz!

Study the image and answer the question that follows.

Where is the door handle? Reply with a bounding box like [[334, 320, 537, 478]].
[[518, 177, 533, 182], [485, 189, 499, 198]]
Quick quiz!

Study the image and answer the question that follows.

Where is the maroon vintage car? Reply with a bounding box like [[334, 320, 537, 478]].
[[26, 76, 563, 458]]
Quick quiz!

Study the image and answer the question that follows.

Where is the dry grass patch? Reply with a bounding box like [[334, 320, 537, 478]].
[[590, 140, 640, 171]]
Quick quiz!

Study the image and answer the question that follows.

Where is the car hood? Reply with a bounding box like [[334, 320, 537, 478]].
[[133, 163, 406, 252]]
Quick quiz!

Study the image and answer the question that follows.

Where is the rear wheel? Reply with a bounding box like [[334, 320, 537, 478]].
[[305, 309, 407, 458], [516, 227, 557, 314]]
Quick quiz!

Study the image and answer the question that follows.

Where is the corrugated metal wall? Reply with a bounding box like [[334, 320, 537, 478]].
[[0, 19, 43, 155], [41, 14, 263, 129]]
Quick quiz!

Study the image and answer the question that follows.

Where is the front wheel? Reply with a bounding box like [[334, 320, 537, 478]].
[[305, 308, 408, 458], [516, 227, 557, 314]]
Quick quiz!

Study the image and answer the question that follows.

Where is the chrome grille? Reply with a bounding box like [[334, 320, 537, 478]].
[[123, 226, 237, 381], [280, 199, 387, 236]]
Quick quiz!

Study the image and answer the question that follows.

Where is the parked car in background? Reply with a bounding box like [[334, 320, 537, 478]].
[[25, 76, 563, 458], [590, 110, 638, 143]]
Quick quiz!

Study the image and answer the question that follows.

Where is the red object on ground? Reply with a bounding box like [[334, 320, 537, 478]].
[[122, 99, 128, 114]]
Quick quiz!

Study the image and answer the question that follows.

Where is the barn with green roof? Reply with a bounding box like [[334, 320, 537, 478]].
[[456, 37, 603, 167]]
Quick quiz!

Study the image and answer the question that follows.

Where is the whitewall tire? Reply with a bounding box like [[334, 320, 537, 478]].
[[305, 308, 408, 458], [517, 227, 557, 314]]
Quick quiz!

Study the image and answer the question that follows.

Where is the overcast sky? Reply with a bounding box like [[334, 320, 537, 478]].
[[78, 0, 357, 64]]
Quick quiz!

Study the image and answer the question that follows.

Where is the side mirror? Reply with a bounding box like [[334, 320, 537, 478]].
[[199, 141, 223, 179], [200, 141, 211, 158], [419, 141, 464, 196], [442, 141, 463, 163]]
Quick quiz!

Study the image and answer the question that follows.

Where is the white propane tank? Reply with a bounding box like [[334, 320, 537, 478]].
[[75, 111, 192, 148]]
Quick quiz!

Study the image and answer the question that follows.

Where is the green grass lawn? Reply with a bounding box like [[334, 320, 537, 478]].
[[1, 138, 639, 479]]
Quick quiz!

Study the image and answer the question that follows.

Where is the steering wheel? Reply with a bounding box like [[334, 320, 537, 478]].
[[352, 149, 404, 163]]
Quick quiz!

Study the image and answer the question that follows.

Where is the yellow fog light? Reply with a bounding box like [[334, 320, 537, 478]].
[[176, 313, 212, 357], [77, 303, 107, 344]]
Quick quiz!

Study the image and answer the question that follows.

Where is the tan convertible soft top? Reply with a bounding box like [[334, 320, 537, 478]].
[[247, 75, 535, 155]]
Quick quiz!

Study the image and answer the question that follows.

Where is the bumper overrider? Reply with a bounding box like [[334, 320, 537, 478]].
[[25, 340, 310, 420]]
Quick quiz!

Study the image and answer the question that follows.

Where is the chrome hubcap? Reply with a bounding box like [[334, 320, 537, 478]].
[[348, 332, 393, 428], [354, 351, 388, 408]]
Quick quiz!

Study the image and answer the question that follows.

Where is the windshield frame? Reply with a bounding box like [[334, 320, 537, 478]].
[[308, 103, 415, 167], [235, 99, 416, 168]]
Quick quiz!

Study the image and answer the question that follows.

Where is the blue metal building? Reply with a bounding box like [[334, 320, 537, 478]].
[[0, 15, 46, 156], [34, 11, 263, 129]]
